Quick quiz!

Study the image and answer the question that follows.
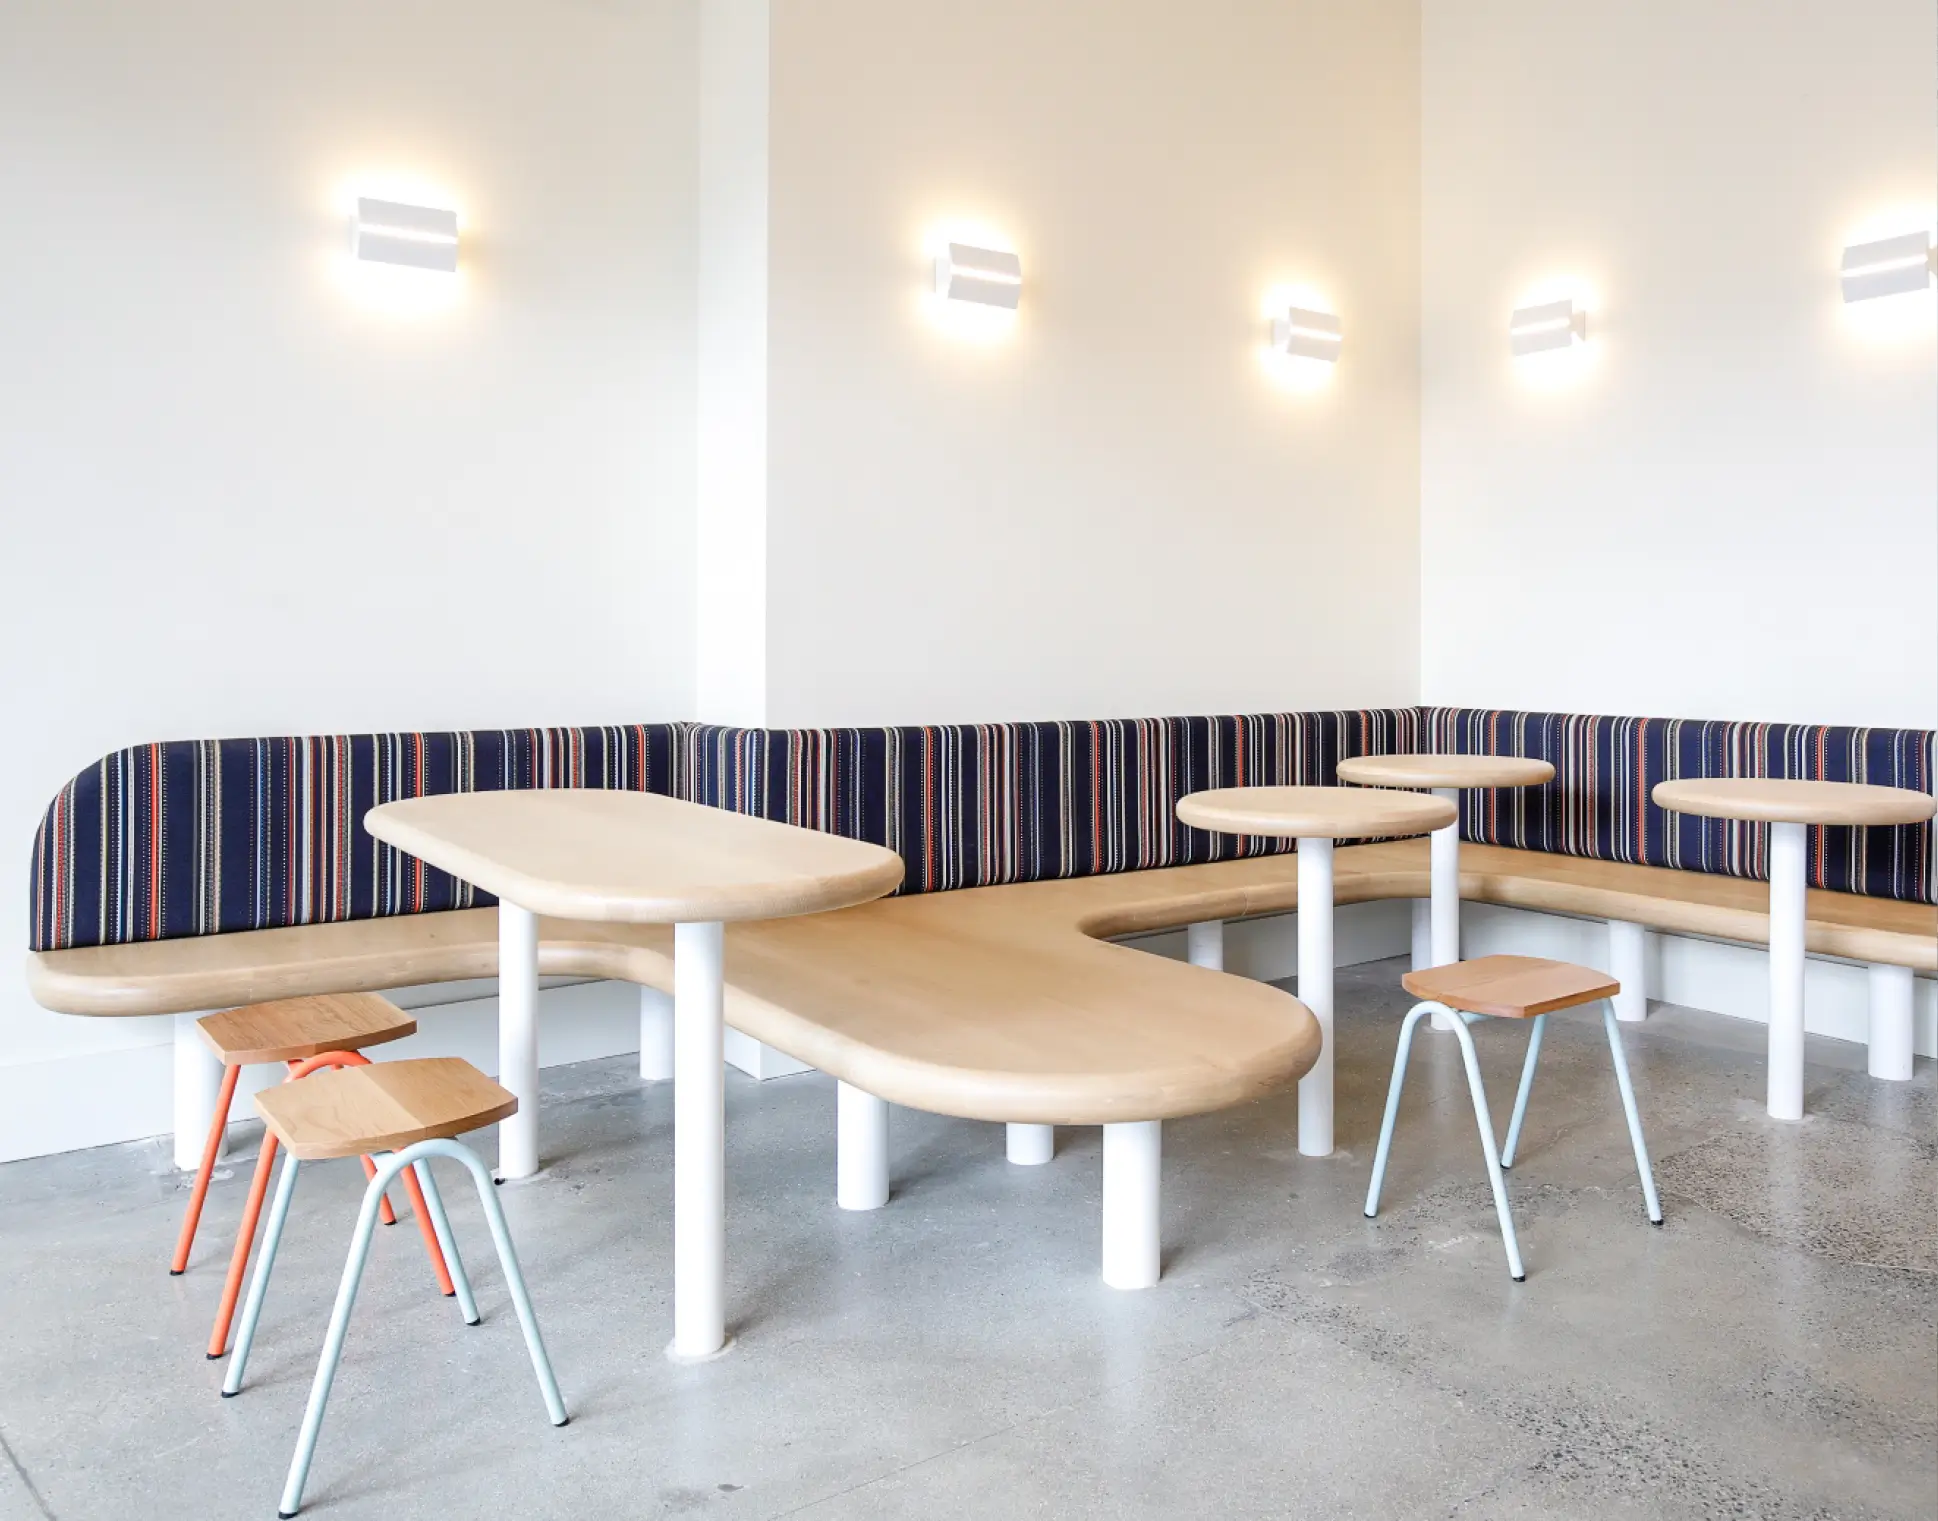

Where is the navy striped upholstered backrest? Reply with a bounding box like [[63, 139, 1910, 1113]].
[[685, 710, 1422, 895], [29, 727, 683, 952], [29, 704, 1934, 953], [1422, 707, 1935, 905]]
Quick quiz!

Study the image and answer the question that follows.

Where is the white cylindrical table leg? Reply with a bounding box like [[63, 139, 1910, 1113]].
[[670, 919, 729, 1360], [837, 1082, 889, 1210], [639, 985, 675, 1082], [1006, 1123, 1054, 1165], [1186, 920, 1224, 972], [1428, 787, 1461, 1031], [1101, 1120, 1161, 1289], [173, 1011, 224, 1172], [1409, 900, 1431, 972], [1867, 963, 1914, 1082], [1609, 920, 1649, 1023], [1297, 836, 1335, 1157], [496, 902, 541, 1180], [1766, 821, 1808, 1122]]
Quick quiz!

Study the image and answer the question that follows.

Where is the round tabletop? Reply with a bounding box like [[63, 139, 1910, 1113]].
[[365, 789, 906, 924], [1177, 785, 1456, 840], [1336, 753, 1555, 790], [1652, 777, 1937, 828]]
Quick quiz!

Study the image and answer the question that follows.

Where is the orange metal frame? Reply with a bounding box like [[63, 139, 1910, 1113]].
[[169, 1049, 456, 1359]]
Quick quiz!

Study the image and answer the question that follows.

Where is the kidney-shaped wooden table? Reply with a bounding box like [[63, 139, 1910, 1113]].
[[365, 789, 904, 1361], [1176, 786, 1455, 1156], [1651, 777, 1935, 1123]]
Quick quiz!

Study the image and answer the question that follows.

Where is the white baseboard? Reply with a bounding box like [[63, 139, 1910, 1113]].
[[1121, 899, 1414, 980], [1457, 903, 1937, 1057]]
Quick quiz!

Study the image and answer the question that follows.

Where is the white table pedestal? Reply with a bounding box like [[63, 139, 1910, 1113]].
[[1427, 785, 1461, 1031], [497, 903, 541, 1180], [1766, 821, 1807, 1122], [1297, 837, 1334, 1156], [670, 920, 730, 1360]]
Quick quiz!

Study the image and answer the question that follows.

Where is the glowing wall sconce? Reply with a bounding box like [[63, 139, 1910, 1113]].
[[1509, 297, 1586, 356], [353, 197, 459, 272], [935, 243, 1021, 309], [1271, 307, 1342, 362], [1840, 232, 1936, 302]]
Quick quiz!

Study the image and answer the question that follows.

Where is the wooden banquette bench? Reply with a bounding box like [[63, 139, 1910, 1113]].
[[25, 708, 1936, 1280]]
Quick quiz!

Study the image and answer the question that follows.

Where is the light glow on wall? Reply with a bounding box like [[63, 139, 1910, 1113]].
[[1257, 284, 1339, 394], [1509, 277, 1597, 390], [918, 221, 1023, 345], [1837, 210, 1937, 345], [332, 174, 467, 317]]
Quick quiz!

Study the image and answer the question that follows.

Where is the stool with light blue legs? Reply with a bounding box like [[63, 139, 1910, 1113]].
[[222, 1058, 567, 1517], [1365, 955, 1663, 1282]]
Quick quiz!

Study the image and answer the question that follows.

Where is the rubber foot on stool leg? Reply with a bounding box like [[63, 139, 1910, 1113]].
[[169, 1269, 184, 1277], [219, 1388, 238, 1398], [206, 1352, 223, 1361], [1513, 1274, 1526, 1283]]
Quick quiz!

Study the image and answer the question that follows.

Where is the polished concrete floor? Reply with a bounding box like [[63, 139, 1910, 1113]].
[[1, 956, 1932, 1521]]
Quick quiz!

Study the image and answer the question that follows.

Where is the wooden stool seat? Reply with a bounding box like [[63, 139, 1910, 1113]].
[[1402, 954, 1618, 1019], [255, 1058, 518, 1161], [197, 992, 416, 1066]]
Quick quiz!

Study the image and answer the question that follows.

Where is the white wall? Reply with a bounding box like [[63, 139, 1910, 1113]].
[[1421, 0, 1938, 729], [0, 0, 699, 1153], [752, 0, 1423, 726]]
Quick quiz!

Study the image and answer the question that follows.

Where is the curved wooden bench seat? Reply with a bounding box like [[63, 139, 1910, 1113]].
[[31, 839, 1930, 1020], [27, 841, 1931, 1129]]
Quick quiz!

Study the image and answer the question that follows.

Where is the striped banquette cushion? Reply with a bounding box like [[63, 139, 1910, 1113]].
[[29, 727, 684, 952], [1423, 708, 1934, 906], [28, 707, 1934, 953], [684, 709, 1424, 895]]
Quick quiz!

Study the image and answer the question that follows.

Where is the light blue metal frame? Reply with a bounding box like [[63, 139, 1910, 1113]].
[[220, 1136, 567, 1517], [1365, 997, 1663, 1282]]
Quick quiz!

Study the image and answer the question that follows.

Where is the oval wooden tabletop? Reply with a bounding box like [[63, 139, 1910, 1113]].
[[1652, 778, 1937, 827], [1177, 785, 1455, 840], [365, 790, 905, 924], [1337, 753, 1555, 790]]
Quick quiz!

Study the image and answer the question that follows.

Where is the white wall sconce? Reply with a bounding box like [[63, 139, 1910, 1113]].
[[1510, 297, 1586, 356], [1272, 307, 1342, 362], [353, 197, 459, 272], [935, 243, 1021, 309], [1841, 232, 1936, 303]]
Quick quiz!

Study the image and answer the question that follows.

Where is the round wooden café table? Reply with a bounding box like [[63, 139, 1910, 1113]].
[[1335, 754, 1555, 1021], [1175, 786, 1456, 1157], [1651, 777, 1935, 1122]]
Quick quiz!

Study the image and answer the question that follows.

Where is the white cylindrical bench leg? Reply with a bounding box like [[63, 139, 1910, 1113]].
[[173, 1011, 224, 1172], [1006, 1123, 1054, 1166], [1428, 788, 1461, 1031], [639, 985, 675, 1082], [837, 1082, 889, 1210], [1296, 837, 1335, 1157], [1410, 900, 1431, 972], [1867, 963, 1915, 1082], [670, 919, 729, 1361], [1101, 1120, 1161, 1290], [1186, 920, 1224, 972], [1766, 821, 1808, 1122], [496, 902, 541, 1180], [1608, 920, 1649, 1023]]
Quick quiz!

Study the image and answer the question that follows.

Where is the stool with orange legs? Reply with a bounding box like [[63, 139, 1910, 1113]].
[[168, 993, 456, 1357]]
